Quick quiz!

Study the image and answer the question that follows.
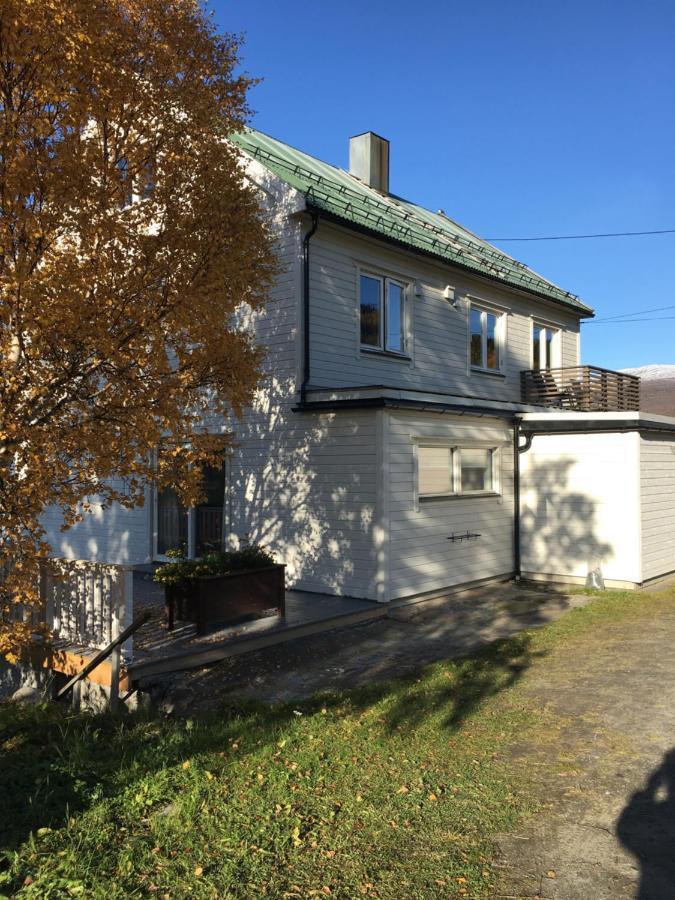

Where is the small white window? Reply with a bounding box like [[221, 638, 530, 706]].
[[532, 323, 560, 370], [360, 273, 407, 354], [470, 304, 502, 371], [417, 443, 499, 499]]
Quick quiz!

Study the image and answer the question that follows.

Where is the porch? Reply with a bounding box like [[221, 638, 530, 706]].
[[2, 560, 384, 707], [128, 574, 386, 682]]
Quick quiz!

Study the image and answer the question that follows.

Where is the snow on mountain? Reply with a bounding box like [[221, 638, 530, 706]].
[[621, 364, 675, 381], [621, 365, 675, 416]]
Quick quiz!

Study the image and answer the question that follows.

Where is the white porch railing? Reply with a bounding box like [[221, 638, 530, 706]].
[[4, 559, 134, 656]]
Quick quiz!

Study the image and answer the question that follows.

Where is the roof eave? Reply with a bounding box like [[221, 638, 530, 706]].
[[305, 203, 594, 318]]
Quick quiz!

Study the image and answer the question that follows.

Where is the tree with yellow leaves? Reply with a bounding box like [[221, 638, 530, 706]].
[[0, 0, 276, 651]]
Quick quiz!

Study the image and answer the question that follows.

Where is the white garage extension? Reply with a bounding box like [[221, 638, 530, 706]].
[[518, 412, 675, 590]]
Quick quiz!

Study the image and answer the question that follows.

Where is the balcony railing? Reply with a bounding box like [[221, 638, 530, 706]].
[[521, 365, 640, 412]]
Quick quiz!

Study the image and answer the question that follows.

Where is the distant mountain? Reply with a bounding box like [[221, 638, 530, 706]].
[[622, 365, 675, 416]]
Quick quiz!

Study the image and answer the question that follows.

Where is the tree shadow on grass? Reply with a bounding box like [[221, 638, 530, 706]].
[[375, 632, 543, 734], [0, 633, 544, 860]]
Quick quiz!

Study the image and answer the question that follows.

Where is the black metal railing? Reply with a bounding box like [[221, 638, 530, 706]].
[[521, 365, 640, 412]]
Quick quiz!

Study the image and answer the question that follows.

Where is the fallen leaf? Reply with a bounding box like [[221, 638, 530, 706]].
[[546, 870, 556, 878]]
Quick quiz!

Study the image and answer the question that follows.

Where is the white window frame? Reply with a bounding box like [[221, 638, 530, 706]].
[[468, 301, 505, 374], [414, 439, 501, 504], [359, 271, 409, 356], [530, 320, 562, 370]]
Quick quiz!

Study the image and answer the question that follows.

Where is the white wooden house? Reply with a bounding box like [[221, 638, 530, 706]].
[[42, 129, 675, 600]]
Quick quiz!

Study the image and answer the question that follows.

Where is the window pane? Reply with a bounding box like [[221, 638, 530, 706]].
[[117, 157, 133, 208], [460, 448, 492, 493], [418, 446, 452, 496], [360, 275, 381, 346], [532, 325, 542, 371], [486, 313, 499, 370], [157, 486, 188, 555], [386, 281, 404, 352], [545, 328, 553, 369], [196, 465, 225, 556], [470, 308, 483, 366]]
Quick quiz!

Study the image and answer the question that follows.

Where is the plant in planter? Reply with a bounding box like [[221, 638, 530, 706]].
[[154, 545, 285, 633]]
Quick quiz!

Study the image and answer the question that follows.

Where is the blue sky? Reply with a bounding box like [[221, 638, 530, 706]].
[[212, 0, 675, 370]]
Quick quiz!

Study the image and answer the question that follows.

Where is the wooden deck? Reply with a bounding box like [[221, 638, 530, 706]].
[[127, 575, 386, 682]]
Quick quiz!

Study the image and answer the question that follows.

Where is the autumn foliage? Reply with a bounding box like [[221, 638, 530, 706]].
[[0, 0, 276, 650]]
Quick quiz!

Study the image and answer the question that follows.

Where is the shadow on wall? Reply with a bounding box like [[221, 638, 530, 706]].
[[520, 457, 613, 586], [40, 488, 150, 566], [617, 748, 675, 899], [227, 374, 378, 601]]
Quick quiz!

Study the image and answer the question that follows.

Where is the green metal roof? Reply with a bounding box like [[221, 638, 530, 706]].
[[232, 128, 593, 316]]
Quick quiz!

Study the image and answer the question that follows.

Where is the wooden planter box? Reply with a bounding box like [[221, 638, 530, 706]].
[[165, 564, 285, 635]]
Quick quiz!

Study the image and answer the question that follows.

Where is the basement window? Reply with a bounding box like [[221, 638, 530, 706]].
[[360, 273, 407, 355], [417, 443, 499, 499]]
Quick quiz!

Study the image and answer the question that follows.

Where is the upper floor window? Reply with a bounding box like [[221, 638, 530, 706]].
[[532, 323, 560, 370], [469, 304, 502, 372], [360, 273, 406, 354]]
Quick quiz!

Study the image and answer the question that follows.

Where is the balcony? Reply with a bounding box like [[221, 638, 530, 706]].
[[521, 365, 640, 412]]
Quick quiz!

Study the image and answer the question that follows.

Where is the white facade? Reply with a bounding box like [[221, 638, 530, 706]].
[[309, 222, 580, 401], [40, 140, 675, 601], [520, 430, 642, 587], [519, 415, 675, 589]]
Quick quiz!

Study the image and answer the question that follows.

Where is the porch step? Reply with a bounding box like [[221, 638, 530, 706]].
[[128, 604, 387, 682]]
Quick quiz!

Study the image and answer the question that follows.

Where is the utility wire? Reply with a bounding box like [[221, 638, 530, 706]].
[[487, 228, 675, 242], [585, 303, 675, 323], [585, 318, 675, 325]]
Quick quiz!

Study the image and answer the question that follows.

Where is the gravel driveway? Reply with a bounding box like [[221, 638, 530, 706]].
[[494, 590, 675, 899]]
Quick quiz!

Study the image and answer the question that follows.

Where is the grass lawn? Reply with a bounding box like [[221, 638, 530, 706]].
[[1, 587, 673, 899]]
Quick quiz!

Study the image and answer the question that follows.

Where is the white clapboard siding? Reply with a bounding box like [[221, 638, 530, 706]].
[[384, 410, 515, 601], [308, 222, 581, 402], [520, 431, 642, 585], [640, 433, 675, 582]]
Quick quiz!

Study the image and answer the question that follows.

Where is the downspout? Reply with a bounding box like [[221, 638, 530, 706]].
[[300, 212, 319, 405], [513, 418, 533, 581]]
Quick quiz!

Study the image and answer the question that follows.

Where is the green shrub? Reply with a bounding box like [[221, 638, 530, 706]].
[[154, 545, 277, 587]]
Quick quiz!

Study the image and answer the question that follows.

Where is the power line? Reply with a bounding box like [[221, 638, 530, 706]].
[[487, 228, 675, 242], [585, 303, 675, 323], [585, 318, 675, 325]]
